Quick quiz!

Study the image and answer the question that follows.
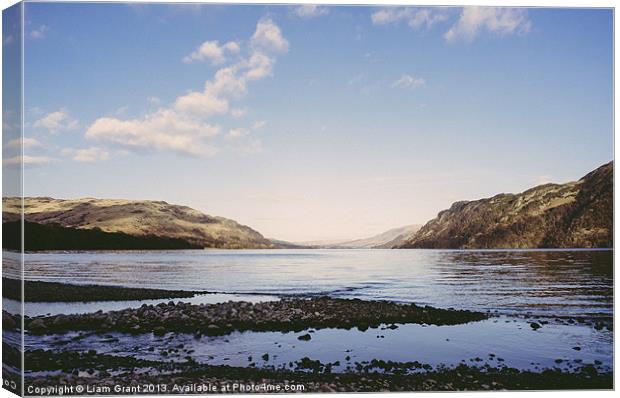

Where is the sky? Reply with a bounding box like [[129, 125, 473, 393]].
[[2, 3, 614, 242]]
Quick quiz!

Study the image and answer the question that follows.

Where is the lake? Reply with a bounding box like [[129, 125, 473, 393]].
[[4, 249, 613, 318], [3, 249, 613, 375]]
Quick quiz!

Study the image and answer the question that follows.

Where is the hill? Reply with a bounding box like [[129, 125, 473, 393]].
[[303, 225, 421, 249], [2, 197, 277, 249], [397, 162, 613, 249]]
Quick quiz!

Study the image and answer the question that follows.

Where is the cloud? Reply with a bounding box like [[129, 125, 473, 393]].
[[85, 19, 288, 158], [174, 87, 230, 116], [86, 109, 220, 156], [183, 40, 240, 65], [244, 52, 275, 80], [294, 5, 329, 18], [225, 128, 249, 141], [29, 25, 48, 39], [3, 155, 55, 167], [62, 147, 110, 162], [174, 52, 278, 117], [33, 110, 79, 133], [391, 74, 426, 89], [371, 7, 449, 30], [444, 7, 531, 42], [252, 120, 267, 129], [5, 137, 42, 149], [251, 18, 289, 53], [230, 108, 247, 118]]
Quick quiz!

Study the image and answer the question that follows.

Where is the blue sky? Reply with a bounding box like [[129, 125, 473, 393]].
[[3, 3, 613, 241]]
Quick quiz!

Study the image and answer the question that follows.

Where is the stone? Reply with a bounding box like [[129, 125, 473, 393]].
[[297, 333, 312, 341]]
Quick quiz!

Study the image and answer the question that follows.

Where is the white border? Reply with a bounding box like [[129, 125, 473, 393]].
[[0, 1, 616, 398]]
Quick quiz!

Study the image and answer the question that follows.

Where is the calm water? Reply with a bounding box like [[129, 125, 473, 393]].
[[4, 249, 613, 318], [2, 249, 613, 374], [9, 316, 612, 374]]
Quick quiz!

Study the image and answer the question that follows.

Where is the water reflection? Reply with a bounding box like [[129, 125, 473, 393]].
[[3, 249, 613, 318]]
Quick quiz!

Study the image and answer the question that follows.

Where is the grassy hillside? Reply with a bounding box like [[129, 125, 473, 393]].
[[2, 197, 277, 249]]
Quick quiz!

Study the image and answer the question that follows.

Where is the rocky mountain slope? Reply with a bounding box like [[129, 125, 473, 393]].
[[3, 197, 277, 249], [397, 162, 613, 249]]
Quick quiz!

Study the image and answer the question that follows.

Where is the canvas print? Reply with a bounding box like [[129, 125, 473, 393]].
[[1, 2, 614, 395]]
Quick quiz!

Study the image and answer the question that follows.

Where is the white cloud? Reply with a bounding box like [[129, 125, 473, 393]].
[[230, 108, 247, 118], [223, 41, 241, 53], [444, 7, 531, 42], [252, 120, 267, 129], [183, 40, 240, 65], [391, 74, 426, 89], [5, 137, 42, 149], [62, 147, 110, 163], [174, 89, 230, 116], [225, 128, 249, 141], [243, 52, 275, 80], [86, 109, 220, 157], [251, 18, 289, 53], [294, 5, 329, 18], [3, 155, 55, 167], [33, 110, 79, 133], [371, 7, 449, 30], [29, 25, 48, 39], [85, 19, 288, 158]]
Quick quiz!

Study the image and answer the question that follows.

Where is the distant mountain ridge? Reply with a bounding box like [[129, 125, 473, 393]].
[[2, 197, 278, 249], [303, 225, 421, 249], [397, 162, 613, 249], [2, 162, 611, 251]]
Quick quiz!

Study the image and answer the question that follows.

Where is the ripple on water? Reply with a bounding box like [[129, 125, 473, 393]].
[[11, 249, 612, 319]]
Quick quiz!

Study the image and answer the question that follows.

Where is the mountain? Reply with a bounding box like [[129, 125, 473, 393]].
[[2, 221, 202, 251], [304, 225, 421, 249], [2, 197, 278, 249], [397, 162, 613, 249], [376, 225, 423, 248]]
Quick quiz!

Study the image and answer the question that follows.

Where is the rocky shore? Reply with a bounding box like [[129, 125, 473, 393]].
[[19, 350, 612, 393], [7, 297, 488, 336], [4, 283, 612, 393], [2, 278, 200, 302]]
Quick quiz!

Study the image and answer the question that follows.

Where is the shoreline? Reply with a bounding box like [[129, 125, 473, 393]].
[[2, 278, 202, 303], [3, 281, 613, 392], [7, 296, 488, 336], [3, 280, 611, 332], [7, 349, 612, 393]]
